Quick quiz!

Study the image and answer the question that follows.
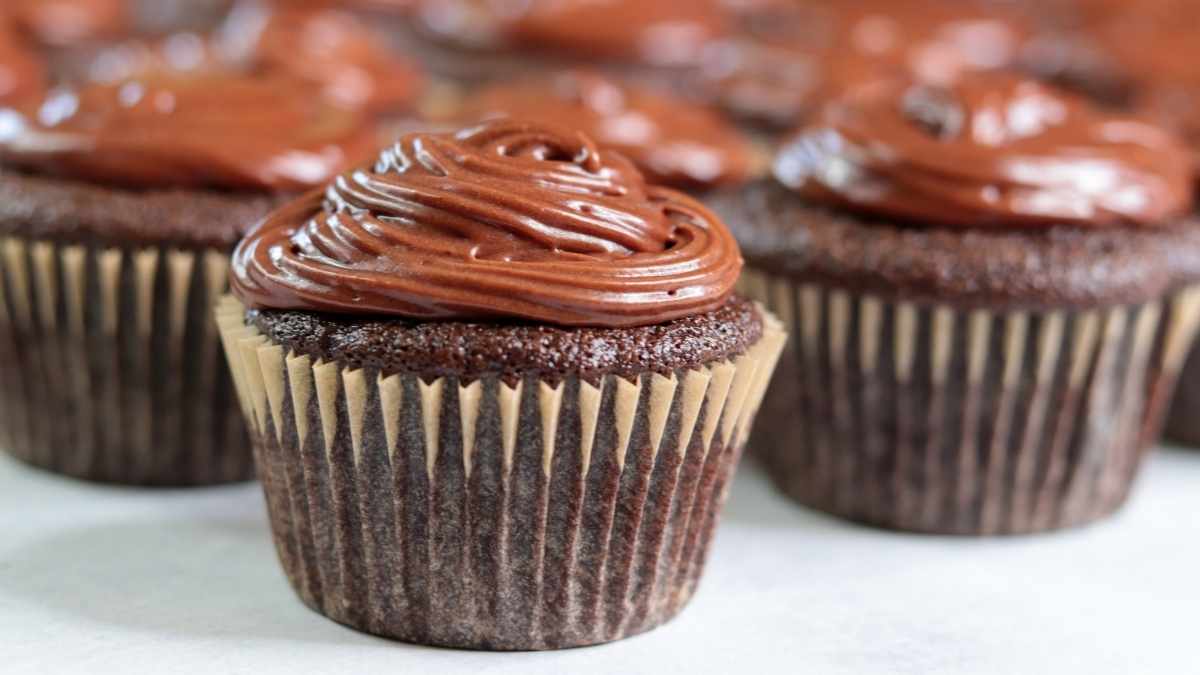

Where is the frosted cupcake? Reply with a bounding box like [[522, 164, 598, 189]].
[[217, 119, 785, 648]]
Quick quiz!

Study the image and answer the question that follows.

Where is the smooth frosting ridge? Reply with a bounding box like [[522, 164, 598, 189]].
[[775, 73, 1194, 228], [0, 71, 381, 191], [232, 119, 744, 327], [451, 71, 756, 190]]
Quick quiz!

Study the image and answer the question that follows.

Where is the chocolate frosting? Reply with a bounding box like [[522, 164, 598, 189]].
[[415, 0, 730, 66], [449, 71, 756, 191], [775, 73, 1194, 229], [232, 120, 744, 328], [220, 2, 425, 113], [0, 71, 381, 192]]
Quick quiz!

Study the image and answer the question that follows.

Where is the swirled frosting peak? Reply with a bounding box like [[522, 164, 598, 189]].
[[775, 73, 1194, 228], [232, 119, 744, 327], [0, 71, 381, 191]]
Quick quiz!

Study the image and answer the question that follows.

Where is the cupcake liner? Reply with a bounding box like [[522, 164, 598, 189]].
[[736, 268, 1200, 535], [0, 236, 253, 485], [216, 296, 785, 650]]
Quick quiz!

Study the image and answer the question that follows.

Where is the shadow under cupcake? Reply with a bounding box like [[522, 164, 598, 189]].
[[716, 73, 1200, 535], [216, 120, 786, 649]]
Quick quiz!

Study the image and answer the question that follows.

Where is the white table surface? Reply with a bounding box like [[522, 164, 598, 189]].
[[1, 447, 1196, 675]]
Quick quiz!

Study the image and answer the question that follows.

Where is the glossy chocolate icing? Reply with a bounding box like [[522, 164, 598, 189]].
[[0, 71, 380, 192], [450, 71, 756, 191], [232, 120, 744, 327], [775, 73, 1194, 229]]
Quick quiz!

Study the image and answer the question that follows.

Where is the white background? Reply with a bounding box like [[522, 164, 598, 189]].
[[2, 449, 1196, 675]]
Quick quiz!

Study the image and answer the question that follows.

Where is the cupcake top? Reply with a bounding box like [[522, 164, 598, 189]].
[[232, 119, 744, 328], [774, 73, 1194, 229], [218, 2, 425, 114], [414, 0, 730, 67], [0, 17, 46, 105], [448, 71, 757, 191], [0, 70, 381, 192]]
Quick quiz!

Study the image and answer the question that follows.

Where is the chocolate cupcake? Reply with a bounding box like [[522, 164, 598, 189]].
[[0, 70, 380, 484], [717, 73, 1200, 534], [216, 120, 785, 649], [440, 70, 760, 193]]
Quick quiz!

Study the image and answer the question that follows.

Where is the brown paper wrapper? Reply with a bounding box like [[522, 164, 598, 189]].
[[737, 267, 1200, 535], [216, 296, 785, 650], [0, 236, 252, 485]]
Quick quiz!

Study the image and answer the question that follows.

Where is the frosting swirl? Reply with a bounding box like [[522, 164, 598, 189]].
[[775, 73, 1194, 228], [450, 71, 756, 190], [0, 71, 380, 191], [232, 120, 743, 327]]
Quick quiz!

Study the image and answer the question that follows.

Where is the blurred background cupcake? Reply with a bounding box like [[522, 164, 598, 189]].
[[719, 72, 1200, 534], [217, 120, 785, 649], [0, 0, 426, 484]]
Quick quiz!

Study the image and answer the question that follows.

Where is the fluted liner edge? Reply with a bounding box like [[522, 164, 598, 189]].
[[0, 236, 252, 485], [736, 268, 1200, 534]]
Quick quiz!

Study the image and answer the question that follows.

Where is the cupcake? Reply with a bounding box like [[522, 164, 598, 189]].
[[216, 119, 786, 649], [0, 70, 380, 484], [718, 73, 1200, 534], [440, 70, 760, 193]]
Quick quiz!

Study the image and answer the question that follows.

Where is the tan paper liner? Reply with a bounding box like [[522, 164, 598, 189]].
[[216, 296, 786, 650], [736, 267, 1200, 535], [0, 236, 252, 485]]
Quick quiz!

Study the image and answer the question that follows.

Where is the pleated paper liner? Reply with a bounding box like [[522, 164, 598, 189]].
[[0, 236, 253, 485], [216, 296, 786, 650], [736, 268, 1200, 535]]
